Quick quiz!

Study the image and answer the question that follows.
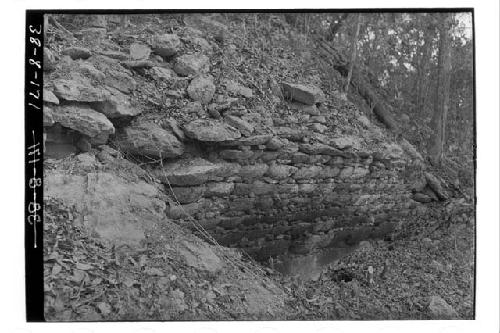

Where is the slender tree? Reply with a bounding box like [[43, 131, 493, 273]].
[[428, 13, 453, 166], [344, 14, 362, 95], [414, 14, 436, 114]]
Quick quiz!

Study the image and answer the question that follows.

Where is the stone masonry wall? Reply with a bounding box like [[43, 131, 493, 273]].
[[157, 132, 416, 261]]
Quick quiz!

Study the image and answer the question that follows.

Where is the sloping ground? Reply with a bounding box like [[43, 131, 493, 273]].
[[44, 151, 290, 320]]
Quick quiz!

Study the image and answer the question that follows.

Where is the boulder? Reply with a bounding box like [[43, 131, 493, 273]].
[[160, 118, 185, 141], [183, 119, 241, 142], [51, 105, 114, 142], [224, 115, 254, 136], [104, 69, 137, 94], [129, 43, 151, 60], [151, 34, 181, 57], [43, 89, 59, 105], [179, 240, 222, 273], [61, 47, 92, 60], [191, 37, 213, 52], [224, 80, 253, 98], [428, 296, 459, 319], [151, 66, 177, 80], [93, 88, 141, 118], [173, 54, 209, 76], [114, 121, 184, 158], [187, 75, 216, 104], [282, 82, 325, 105], [45, 170, 166, 245], [158, 158, 223, 186], [52, 76, 108, 102]]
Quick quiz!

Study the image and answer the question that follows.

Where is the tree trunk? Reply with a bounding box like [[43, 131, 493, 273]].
[[344, 14, 362, 94], [428, 13, 453, 166], [415, 15, 435, 114]]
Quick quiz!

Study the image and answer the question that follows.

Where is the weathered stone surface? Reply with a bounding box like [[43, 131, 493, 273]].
[[159, 158, 223, 186], [104, 69, 137, 94], [282, 82, 325, 105], [237, 134, 272, 146], [43, 106, 55, 126], [330, 136, 361, 150], [187, 75, 216, 104], [53, 76, 108, 102], [220, 149, 253, 161], [266, 163, 298, 180], [310, 115, 327, 124], [179, 240, 222, 273], [160, 118, 185, 141], [167, 186, 205, 204], [299, 143, 344, 156], [114, 121, 183, 158], [293, 165, 322, 180], [239, 164, 269, 179], [191, 37, 212, 52], [234, 181, 274, 196], [266, 137, 285, 150], [310, 123, 327, 133], [62, 47, 92, 60], [94, 88, 141, 118], [318, 166, 340, 178], [291, 152, 311, 164], [78, 62, 106, 81], [352, 167, 370, 178], [205, 182, 234, 197], [428, 296, 459, 319], [224, 80, 253, 98], [45, 170, 166, 245], [151, 66, 177, 80], [51, 105, 114, 141], [129, 43, 151, 60], [43, 89, 59, 104], [224, 115, 254, 136], [100, 50, 129, 60], [276, 127, 305, 141], [44, 47, 57, 71], [120, 60, 154, 69], [151, 34, 181, 57], [183, 119, 241, 142], [174, 54, 209, 76]]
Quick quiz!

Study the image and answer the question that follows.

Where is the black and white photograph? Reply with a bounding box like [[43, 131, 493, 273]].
[[11, 3, 497, 329]]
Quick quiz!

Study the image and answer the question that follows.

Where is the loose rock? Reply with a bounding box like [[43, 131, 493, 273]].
[[187, 75, 216, 104]]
